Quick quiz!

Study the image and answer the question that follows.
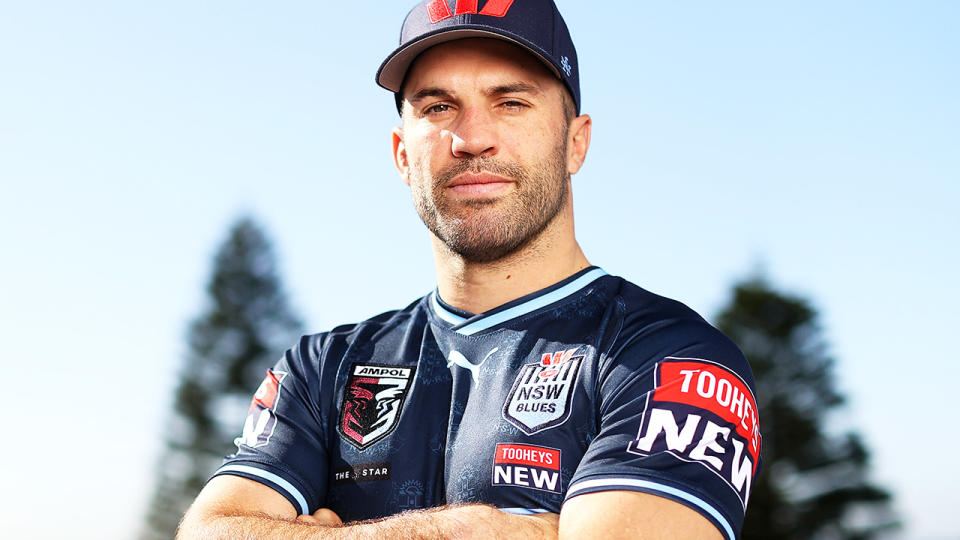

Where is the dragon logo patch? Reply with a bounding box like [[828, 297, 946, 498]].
[[339, 364, 416, 450]]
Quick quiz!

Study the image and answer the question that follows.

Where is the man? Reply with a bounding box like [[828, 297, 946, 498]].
[[179, 1, 761, 539]]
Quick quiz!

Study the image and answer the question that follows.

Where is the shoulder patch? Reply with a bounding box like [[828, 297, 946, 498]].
[[234, 369, 288, 449], [627, 357, 761, 508]]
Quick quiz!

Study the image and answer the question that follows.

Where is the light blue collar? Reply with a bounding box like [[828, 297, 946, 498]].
[[429, 267, 608, 336]]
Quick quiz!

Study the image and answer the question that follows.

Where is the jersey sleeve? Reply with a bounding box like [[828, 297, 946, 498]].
[[212, 335, 329, 515], [567, 319, 761, 540]]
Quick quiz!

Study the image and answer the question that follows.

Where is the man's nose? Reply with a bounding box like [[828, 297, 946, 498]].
[[447, 107, 497, 158]]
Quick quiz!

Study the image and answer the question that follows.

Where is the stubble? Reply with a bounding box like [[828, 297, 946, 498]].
[[409, 138, 570, 263]]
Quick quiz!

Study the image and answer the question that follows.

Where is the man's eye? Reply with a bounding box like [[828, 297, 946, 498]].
[[500, 100, 528, 111], [424, 103, 453, 115]]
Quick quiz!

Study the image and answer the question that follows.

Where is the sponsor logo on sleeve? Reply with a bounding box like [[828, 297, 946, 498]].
[[234, 369, 287, 449], [502, 348, 584, 435], [492, 443, 561, 493], [338, 364, 416, 450], [627, 358, 762, 508], [332, 462, 392, 486]]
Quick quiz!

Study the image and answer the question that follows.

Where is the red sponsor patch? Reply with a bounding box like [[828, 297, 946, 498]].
[[653, 359, 761, 457], [494, 443, 560, 470], [250, 370, 284, 411], [492, 443, 562, 493], [235, 370, 287, 449], [626, 357, 762, 507]]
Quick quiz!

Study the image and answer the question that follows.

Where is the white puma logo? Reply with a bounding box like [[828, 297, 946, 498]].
[[446, 347, 499, 384]]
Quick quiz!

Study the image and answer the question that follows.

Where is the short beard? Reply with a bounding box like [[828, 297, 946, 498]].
[[410, 139, 569, 264]]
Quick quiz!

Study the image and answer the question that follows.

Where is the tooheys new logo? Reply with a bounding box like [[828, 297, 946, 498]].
[[339, 364, 416, 450], [426, 0, 516, 23], [235, 369, 287, 449], [492, 443, 562, 493], [628, 358, 762, 507]]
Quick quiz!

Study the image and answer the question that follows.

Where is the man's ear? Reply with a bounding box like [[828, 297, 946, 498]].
[[566, 113, 592, 175], [392, 126, 410, 186]]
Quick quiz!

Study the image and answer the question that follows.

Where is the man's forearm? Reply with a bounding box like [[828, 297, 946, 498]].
[[179, 504, 558, 540]]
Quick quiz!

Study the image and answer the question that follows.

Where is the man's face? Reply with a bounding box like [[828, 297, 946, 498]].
[[394, 39, 575, 263]]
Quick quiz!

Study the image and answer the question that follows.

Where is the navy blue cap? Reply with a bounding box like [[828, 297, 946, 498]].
[[377, 0, 580, 114]]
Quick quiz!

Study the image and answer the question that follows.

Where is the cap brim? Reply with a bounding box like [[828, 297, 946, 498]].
[[376, 28, 562, 93]]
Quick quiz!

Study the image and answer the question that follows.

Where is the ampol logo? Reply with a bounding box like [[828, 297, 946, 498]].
[[338, 364, 416, 450]]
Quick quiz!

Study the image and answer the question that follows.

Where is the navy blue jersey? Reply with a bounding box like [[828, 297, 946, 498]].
[[215, 267, 761, 539]]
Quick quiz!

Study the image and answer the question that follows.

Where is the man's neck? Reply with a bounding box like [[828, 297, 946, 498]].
[[431, 214, 590, 315]]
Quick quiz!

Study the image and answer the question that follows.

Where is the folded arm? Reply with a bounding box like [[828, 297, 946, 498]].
[[560, 490, 724, 540], [179, 476, 723, 540], [177, 475, 558, 540]]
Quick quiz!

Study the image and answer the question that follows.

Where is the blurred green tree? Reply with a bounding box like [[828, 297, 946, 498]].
[[716, 277, 897, 539], [140, 217, 303, 539]]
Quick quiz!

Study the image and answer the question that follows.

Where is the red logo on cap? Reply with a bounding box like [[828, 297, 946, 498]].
[[427, 0, 516, 23]]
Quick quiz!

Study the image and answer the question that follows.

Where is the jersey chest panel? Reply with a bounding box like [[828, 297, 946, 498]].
[[439, 324, 599, 513], [323, 327, 452, 521], [324, 316, 601, 519]]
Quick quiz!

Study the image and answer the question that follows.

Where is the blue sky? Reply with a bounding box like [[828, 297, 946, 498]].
[[1, 1, 957, 538]]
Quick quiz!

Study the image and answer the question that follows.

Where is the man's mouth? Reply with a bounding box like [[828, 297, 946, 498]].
[[446, 172, 514, 196]]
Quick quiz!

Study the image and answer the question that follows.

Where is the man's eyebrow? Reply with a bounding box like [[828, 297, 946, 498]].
[[409, 87, 455, 103], [485, 82, 541, 96], [408, 82, 542, 104]]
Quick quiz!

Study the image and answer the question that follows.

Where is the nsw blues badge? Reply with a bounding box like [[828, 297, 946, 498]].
[[502, 348, 584, 435], [339, 364, 416, 450]]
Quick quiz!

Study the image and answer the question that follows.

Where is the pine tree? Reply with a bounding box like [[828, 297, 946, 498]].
[[715, 277, 897, 539], [141, 217, 303, 539]]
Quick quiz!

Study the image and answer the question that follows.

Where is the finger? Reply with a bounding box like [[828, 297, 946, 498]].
[[312, 507, 344, 526], [295, 514, 323, 525], [294, 508, 342, 527]]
